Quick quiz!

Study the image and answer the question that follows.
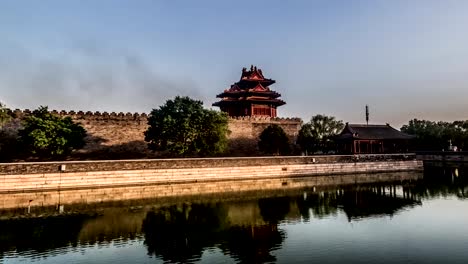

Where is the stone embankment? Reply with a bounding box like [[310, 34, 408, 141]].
[[0, 154, 422, 210], [1, 154, 420, 192]]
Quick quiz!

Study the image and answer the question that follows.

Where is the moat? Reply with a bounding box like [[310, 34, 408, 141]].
[[1, 169, 467, 264]]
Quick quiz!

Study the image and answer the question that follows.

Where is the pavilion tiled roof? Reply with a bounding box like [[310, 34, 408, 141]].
[[336, 123, 415, 140]]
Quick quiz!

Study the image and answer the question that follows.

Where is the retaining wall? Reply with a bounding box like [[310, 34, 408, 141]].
[[0, 154, 421, 194]]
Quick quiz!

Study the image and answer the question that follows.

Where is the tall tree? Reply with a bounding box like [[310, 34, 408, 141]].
[[297, 114, 344, 154], [0, 102, 11, 127], [0, 102, 18, 161], [258, 124, 290, 155], [18, 106, 87, 158], [401, 119, 468, 151], [144, 96, 229, 156]]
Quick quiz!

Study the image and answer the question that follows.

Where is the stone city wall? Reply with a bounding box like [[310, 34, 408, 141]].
[[10, 109, 302, 158]]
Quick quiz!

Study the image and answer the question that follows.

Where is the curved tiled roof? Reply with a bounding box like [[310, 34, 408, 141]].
[[337, 123, 415, 140]]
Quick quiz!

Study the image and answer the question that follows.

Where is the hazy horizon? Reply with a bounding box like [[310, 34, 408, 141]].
[[1, 0, 468, 128]]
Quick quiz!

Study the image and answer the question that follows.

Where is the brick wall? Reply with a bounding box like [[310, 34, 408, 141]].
[[227, 116, 302, 155], [10, 109, 302, 158]]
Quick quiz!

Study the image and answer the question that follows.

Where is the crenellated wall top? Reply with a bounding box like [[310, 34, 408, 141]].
[[11, 109, 148, 121], [10, 109, 301, 124]]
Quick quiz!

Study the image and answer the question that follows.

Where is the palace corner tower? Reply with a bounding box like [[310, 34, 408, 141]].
[[212, 66, 285, 117]]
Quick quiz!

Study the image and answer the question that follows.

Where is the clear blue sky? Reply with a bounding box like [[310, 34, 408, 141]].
[[1, 0, 468, 127]]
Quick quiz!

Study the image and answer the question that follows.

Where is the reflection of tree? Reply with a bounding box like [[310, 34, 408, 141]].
[[0, 214, 91, 254], [220, 224, 284, 264], [142, 202, 286, 264], [142, 203, 228, 263], [406, 168, 468, 199], [338, 188, 421, 221], [258, 197, 290, 223], [296, 192, 339, 220], [295, 187, 421, 221]]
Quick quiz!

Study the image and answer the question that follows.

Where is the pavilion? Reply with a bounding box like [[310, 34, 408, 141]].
[[335, 123, 415, 154]]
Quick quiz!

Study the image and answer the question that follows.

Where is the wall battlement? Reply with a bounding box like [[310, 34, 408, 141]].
[[11, 109, 148, 122], [11, 109, 301, 123]]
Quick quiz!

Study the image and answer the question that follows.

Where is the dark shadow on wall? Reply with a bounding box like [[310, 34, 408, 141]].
[[228, 137, 300, 157], [72, 140, 158, 160], [227, 137, 261, 157], [71, 133, 158, 160]]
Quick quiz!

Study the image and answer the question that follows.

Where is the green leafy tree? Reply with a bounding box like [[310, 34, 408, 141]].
[[0, 102, 19, 161], [18, 106, 87, 158], [401, 119, 468, 151], [0, 102, 11, 127], [144, 96, 229, 156], [258, 124, 290, 155], [297, 114, 344, 154]]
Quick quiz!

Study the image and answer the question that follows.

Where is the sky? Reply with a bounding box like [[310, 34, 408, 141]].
[[1, 0, 468, 128]]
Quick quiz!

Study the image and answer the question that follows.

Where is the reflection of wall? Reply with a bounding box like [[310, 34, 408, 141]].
[[78, 208, 147, 244], [0, 171, 423, 210], [226, 202, 265, 226]]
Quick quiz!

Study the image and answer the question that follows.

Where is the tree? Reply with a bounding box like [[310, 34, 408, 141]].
[[297, 114, 344, 154], [0, 102, 11, 127], [258, 124, 290, 155], [144, 96, 229, 156], [401, 119, 468, 151], [0, 102, 19, 161], [18, 106, 87, 158]]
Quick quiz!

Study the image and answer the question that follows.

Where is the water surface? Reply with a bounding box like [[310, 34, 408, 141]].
[[1, 170, 467, 264]]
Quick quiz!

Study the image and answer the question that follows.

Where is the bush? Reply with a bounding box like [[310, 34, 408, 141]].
[[258, 124, 290, 155]]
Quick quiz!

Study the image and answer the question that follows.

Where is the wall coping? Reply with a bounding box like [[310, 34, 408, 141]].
[[1, 153, 416, 166]]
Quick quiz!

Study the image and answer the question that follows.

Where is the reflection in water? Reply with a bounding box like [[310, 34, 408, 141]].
[[141, 202, 285, 263], [408, 166, 468, 199], [0, 170, 467, 263], [0, 214, 91, 253], [142, 203, 229, 263]]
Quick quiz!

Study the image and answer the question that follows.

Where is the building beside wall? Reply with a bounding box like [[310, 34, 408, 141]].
[[335, 123, 415, 154], [212, 65, 285, 117]]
